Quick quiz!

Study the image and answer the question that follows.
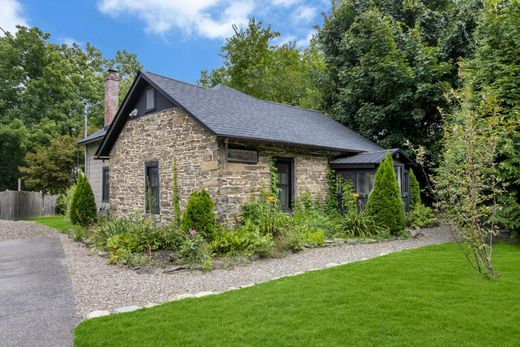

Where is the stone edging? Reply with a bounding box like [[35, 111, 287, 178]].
[[85, 251, 390, 320]]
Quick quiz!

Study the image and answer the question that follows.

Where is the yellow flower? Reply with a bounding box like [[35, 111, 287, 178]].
[[267, 195, 276, 202], [352, 193, 360, 199]]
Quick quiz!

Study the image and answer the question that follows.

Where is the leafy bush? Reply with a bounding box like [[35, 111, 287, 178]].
[[365, 152, 405, 234], [285, 225, 306, 252], [239, 190, 288, 236], [409, 169, 421, 209], [69, 175, 97, 227], [96, 215, 183, 265], [406, 204, 439, 229], [55, 194, 67, 215], [181, 189, 216, 239], [210, 222, 274, 257], [64, 183, 76, 219], [179, 231, 213, 271], [338, 211, 389, 239], [305, 231, 325, 246]]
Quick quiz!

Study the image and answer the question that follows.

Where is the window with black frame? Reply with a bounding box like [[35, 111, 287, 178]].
[[102, 167, 109, 203], [274, 158, 294, 211], [145, 161, 160, 214]]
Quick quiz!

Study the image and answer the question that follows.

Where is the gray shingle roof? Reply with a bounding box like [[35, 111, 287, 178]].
[[329, 149, 399, 165], [143, 71, 382, 153], [78, 126, 108, 145]]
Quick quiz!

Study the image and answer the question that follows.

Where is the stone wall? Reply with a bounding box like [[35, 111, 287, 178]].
[[217, 140, 333, 224], [109, 108, 221, 223], [109, 108, 335, 226]]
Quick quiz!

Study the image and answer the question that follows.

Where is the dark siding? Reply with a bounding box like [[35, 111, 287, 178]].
[[132, 82, 174, 116]]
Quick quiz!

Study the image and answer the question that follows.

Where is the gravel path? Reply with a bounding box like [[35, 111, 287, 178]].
[[0, 220, 55, 241], [58, 225, 454, 319]]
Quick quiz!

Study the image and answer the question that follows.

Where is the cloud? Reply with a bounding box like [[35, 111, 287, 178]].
[[271, 0, 300, 7], [0, 0, 28, 35], [98, 0, 255, 39], [291, 5, 317, 24]]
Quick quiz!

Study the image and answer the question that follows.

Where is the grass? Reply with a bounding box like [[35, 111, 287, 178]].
[[28, 215, 74, 232], [74, 243, 520, 346]]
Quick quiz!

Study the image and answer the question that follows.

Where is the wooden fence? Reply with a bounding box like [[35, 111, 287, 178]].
[[0, 190, 58, 220]]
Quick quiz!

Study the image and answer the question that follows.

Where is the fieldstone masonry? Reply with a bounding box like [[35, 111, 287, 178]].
[[109, 107, 334, 226]]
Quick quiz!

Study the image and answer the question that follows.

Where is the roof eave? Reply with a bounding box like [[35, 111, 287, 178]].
[[217, 135, 366, 154]]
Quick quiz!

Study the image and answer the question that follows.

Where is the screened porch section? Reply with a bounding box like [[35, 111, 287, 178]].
[[329, 149, 411, 212]]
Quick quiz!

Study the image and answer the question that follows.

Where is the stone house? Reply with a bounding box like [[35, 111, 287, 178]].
[[83, 70, 411, 225]]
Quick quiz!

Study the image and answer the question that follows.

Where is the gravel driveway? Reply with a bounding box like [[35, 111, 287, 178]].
[[0, 221, 77, 347], [59, 225, 454, 319]]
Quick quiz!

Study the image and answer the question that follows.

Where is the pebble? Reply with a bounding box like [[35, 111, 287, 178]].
[[86, 310, 111, 319], [55, 224, 453, 319], [112, 305, 142, 314]]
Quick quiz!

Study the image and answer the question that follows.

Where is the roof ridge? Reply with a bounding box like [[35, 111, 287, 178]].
[[144, 71, 208, 90]]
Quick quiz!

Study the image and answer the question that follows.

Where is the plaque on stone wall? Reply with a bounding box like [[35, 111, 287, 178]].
[[227, 148, 258, 163]]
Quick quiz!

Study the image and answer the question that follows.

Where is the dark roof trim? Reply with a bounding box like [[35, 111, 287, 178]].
[[78, 136, 103, 145], [140, 72, 217, 136], [219, 136, 363, 154], [330, 148, 414, 168], [78, 126, 108, 145], [95, 71, 216, 158]]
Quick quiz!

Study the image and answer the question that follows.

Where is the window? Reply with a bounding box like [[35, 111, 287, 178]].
[[338, 171, 375, 195], [395, 166, 403, 193], [102, 167, 109, 203], [145, 88, 156, 111], [145, 161, 160, 214], [274, 158, 294, 211]]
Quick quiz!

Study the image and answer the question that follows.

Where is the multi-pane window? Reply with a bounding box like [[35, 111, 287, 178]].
[[145, 161, 160, 214], [145, 88, 156, 111], [102, 167, 110, 203], [339, 171, 375, 195]]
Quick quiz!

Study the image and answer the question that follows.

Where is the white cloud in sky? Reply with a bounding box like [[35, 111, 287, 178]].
[[271, 0, 300, 7], [98, 0, 255, 39], [97, 0, 322, 46], [291, 5, 317, 24], [0, 0, 28, 35]]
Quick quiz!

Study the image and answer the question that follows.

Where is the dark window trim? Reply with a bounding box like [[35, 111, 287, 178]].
[[144, 160, 160, 214], [102, 167, 110, 203], [273, 157, 295, 211], [145, 87, 156, 113]]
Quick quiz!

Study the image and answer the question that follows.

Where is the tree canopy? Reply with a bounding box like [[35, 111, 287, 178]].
[[0, 26, 142, 191], [198, 18, 326, 110], [317, 0, 482, 162]]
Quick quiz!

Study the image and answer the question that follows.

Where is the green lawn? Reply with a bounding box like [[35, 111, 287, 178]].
[[74, 243, 520, 346], [28, 215, 74, 232]]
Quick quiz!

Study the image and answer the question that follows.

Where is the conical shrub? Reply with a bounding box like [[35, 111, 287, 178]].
[[365, 152, 405, 234], [70, 174, 97, 227], [181, 189, 216, 239]]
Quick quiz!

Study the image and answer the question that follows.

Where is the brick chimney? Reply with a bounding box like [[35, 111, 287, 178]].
[[104, 69, 120, 126]]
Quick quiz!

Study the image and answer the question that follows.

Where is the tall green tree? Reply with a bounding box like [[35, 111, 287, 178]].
[[198, 18, 325, 109], [464, 0, 520, 235], [0, 120, 28, 190], [317, 0, 481, 162], [19, 135, 83, 195], [0, 26, 142, 190]]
